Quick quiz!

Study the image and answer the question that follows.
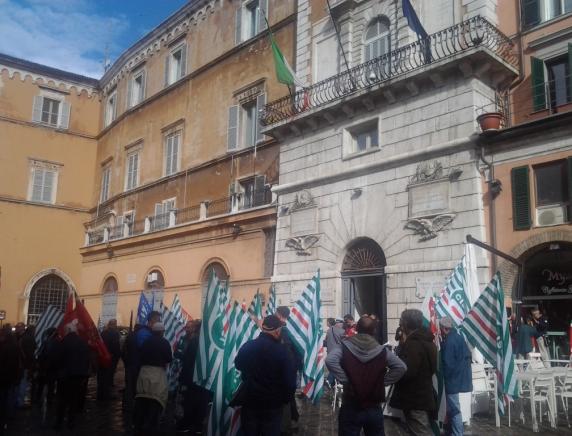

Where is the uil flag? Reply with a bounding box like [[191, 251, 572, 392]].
[[435, 259, 471, 327], [136, 292, 153, 325], [286, 271, 325, 403], [460, 273, 519, 415]]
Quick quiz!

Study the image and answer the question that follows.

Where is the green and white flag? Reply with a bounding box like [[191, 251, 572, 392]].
[[266, 285, 277, 316]]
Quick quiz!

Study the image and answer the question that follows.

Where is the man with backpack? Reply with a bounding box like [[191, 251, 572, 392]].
[[326, 315, 407, 435]]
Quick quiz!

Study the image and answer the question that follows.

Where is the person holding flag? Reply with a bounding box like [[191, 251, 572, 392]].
[[235, 314, 297, 436]]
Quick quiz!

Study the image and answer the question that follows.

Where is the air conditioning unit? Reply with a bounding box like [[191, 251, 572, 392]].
[[536, 205, 567, 227], [147, 272, 158, 283]]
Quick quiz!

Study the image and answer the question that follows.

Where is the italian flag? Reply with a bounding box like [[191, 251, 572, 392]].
[[264, 15, 305, 88]]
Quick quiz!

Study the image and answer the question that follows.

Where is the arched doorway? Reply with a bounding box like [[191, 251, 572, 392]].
[[201, 261, 229, 308], [341, 238, 387, 342], [145, 269, 165, 310], [27, 274, 70, 325], [515, 241, 572, 359], [101, 276, 118, 326]]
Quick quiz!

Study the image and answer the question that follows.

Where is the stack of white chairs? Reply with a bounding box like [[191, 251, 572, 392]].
[[532, 369, 557, 427], [555, 367, 572, 428]]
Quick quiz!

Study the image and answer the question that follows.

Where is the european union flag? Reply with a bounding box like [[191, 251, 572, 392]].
[[136, 292, 153, 325], [402, 0, 428, 39]]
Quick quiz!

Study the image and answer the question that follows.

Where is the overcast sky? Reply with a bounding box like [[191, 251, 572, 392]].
[[0, 0, 188, 78]]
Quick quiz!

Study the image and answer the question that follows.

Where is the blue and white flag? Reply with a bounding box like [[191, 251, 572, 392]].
[[34, 305, 64, 357], [137, 292, 153, 325]]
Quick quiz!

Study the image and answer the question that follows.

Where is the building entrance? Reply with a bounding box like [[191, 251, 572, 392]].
[[341, 238, 387, 343]]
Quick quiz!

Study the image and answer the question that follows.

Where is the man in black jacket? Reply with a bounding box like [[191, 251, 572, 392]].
[[54, 322, 91, 430], [390, 309, 438, 436], [235, 315, 297, 436], [97, 319, 121, 400], [326, 315, 407, 436]]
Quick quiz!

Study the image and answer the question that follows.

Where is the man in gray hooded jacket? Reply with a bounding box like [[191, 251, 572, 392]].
[[326, 315, 407, 436]]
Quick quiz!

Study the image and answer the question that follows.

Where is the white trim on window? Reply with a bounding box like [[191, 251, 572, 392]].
[[27, 160, 60, 204], [128, 69, 146, 108], [32, 93, 70, 129]]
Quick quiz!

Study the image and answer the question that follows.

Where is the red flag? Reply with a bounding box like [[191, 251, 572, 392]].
[[58, 292, 76, 338]]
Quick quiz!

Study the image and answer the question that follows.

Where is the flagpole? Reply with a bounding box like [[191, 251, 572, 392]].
[[325, 0, 355, 89]]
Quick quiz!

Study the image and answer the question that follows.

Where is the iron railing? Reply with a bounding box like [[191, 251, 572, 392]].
[[176, 205, 201, 224], [108, 224, 124, 240], [149, 212, 171, 232], [261, 16, 517, 126], [207, 197, 232, 218], [88, 229, 105, 245]]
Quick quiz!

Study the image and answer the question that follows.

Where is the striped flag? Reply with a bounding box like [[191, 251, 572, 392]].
[[34, 305, 64, 358], [460, 273, 519, 415], [286, 271, 325, 403], [435, 258, 471, 327], [266, 285, 277, 316], [136, 292, 153, 325], [161, 303, 186, 392], [248, 290, 263, 320], [171, 294, 185, 323]]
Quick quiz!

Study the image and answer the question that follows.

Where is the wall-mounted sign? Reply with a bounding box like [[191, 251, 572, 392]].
[[0, 310, 6, 320]]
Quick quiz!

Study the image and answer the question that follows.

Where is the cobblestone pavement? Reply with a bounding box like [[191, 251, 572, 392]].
[[5, 368, 572, 435]]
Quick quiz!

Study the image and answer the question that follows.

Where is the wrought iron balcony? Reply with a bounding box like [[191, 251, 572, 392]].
[[261, 16, 517, 126]]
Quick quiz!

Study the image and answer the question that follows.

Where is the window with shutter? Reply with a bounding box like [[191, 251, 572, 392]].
[[41, 98, 60, 126], [511, 166, 532, 230], [100, 167, 111, 203], [125, 152, 139, 191], [253, 174, 267, 206], [105, 91, 117, 127], [32, 96, 44, 123], [227, 105, 239, 151], [130, 70, 146, 107], [522, 0, 540, 27], [59, 102, 70, 129], [531, 57, 547, 111], [29, 166, 58, 204], [235, 6, 243, 44], [164, 132, 180, 176]]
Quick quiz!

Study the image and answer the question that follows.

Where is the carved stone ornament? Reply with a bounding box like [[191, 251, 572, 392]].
[[404, 213, 456, 242], [290, 190, 315, 213], [409, 160, 444, 185], [285, 235, 320, 255]]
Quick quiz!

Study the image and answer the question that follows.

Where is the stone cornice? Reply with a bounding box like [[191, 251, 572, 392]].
[[100, 0, 220, 94]]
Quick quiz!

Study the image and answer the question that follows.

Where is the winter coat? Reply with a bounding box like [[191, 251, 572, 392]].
[[56, 332, 91, 379], [0, 335, 21, 387], [516, 324, 541, 355], [325, 323, 345, 352], [390, 328, 438, 413], [326, 333, 406, 408], [235, 332, 297, 410], [441, 328, 473, 395], [139, 334, 172, 368], [101, 329, 121, 363]]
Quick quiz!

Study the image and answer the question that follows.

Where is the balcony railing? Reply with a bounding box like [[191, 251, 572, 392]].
[[261, 15, 517, 126], [84, 187, 274, 246]]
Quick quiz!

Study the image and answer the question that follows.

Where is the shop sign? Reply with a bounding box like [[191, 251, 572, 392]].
[[540, 269, 572, 295], [0, 310, 5, 320]]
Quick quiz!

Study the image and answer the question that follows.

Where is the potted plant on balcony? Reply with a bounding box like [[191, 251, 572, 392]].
[[476, 104, 504, 133]]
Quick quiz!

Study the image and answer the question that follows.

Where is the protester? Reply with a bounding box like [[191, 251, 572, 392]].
[[122, 324, 142, 410], [177, 320, 211, 434], [15, 323, 36, 407], [235, 314, 297, 436], [390, 309, 438, 436], [515, 316, 542, 359], [325, 318, 345, 388], [0, 325, 21, 436], [54, 322, 91, 430], [531, 308, 550, 365], [440, 317, 472, 436], [34, 327, 59, 405], [136, 311, 162, 348], [97, 319, 121, 401], [344, 315, 357, 337], [275, 306, 303, 433], [326, 315, 407, 436], [133, 322, 173, 436]]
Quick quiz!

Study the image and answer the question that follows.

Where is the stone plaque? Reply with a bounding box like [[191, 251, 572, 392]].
[[290, 207, 317, 236], [408, 180, 449, 217], [415, 276, 445, 299], [127, 273, 136, 284]]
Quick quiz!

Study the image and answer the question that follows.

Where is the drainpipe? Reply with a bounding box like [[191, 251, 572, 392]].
[[478, 140, 498, 274]]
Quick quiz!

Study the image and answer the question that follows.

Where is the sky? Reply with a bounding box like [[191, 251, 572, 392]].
[[0, 0, 189, 78]]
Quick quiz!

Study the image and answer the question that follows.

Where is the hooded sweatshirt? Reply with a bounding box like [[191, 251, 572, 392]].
[[326, 333, 407, 408]]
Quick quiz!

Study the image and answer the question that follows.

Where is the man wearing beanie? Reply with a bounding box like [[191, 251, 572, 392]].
[[235, 314, 297, 436]]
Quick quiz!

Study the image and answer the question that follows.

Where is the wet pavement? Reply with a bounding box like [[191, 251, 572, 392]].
[[5, 365, 572, 435]]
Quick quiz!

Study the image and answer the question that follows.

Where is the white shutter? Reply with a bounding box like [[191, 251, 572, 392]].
[[164, 55, 171, 87], [155, 202, 164, 217], [59, 101, 70, 129], [227, 105, 239, 151], [32, 96, 43, 123], [31, 168, 43, 201], [235, 6, 243, 45], [256, 93, 266, 143], [140, 70, 146, 101], [179, 43, 187, 77], [165, 199, 176, 211], [259, 0, 268, 32], [127, 77, 133, 109], [172, 134, 179, 173], [42, 170, 55, 203], [132, 153, 139, 187]]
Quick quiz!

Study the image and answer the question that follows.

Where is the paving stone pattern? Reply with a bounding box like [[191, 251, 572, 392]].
[[6, 366, 572, 435]]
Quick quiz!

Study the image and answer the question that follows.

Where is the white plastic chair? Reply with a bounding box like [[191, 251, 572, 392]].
[[555, 367, 572, 427], [533, 369, 557, 428]]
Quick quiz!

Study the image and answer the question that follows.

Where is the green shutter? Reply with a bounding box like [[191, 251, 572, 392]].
[[511, 166, 532, 230], [531, 57, 546, 111], [568, 157, 572, 208], [522, 0, 540, 28]]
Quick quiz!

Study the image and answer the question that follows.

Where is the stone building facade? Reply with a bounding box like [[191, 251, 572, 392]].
[[263, 0, 518, 340]]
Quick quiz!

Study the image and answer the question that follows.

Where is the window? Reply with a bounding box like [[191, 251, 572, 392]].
[[344, 120, 380, 156], [364, 17, 391, 62], [535, 161, 569, 206], [125, 151, 139, 191], [530, 46, 572, 111], [129, 69, 146, 108], [235, 0, 268, 44], [105, 90, 117, 127], [27, 274, 69, 325], [100, 166, 111, 203], [32, 95, 70, 129], [153, 198, 176, 230], [227, 92, 266, 151], [546, 56, 571, 107], [522, 0, 572, 28], [314, 32, 339, 83], [233, 175, 268, 210], [164, 43, 187, 87], [164, 131, 180, 176], [28, 161, 59, 204]]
